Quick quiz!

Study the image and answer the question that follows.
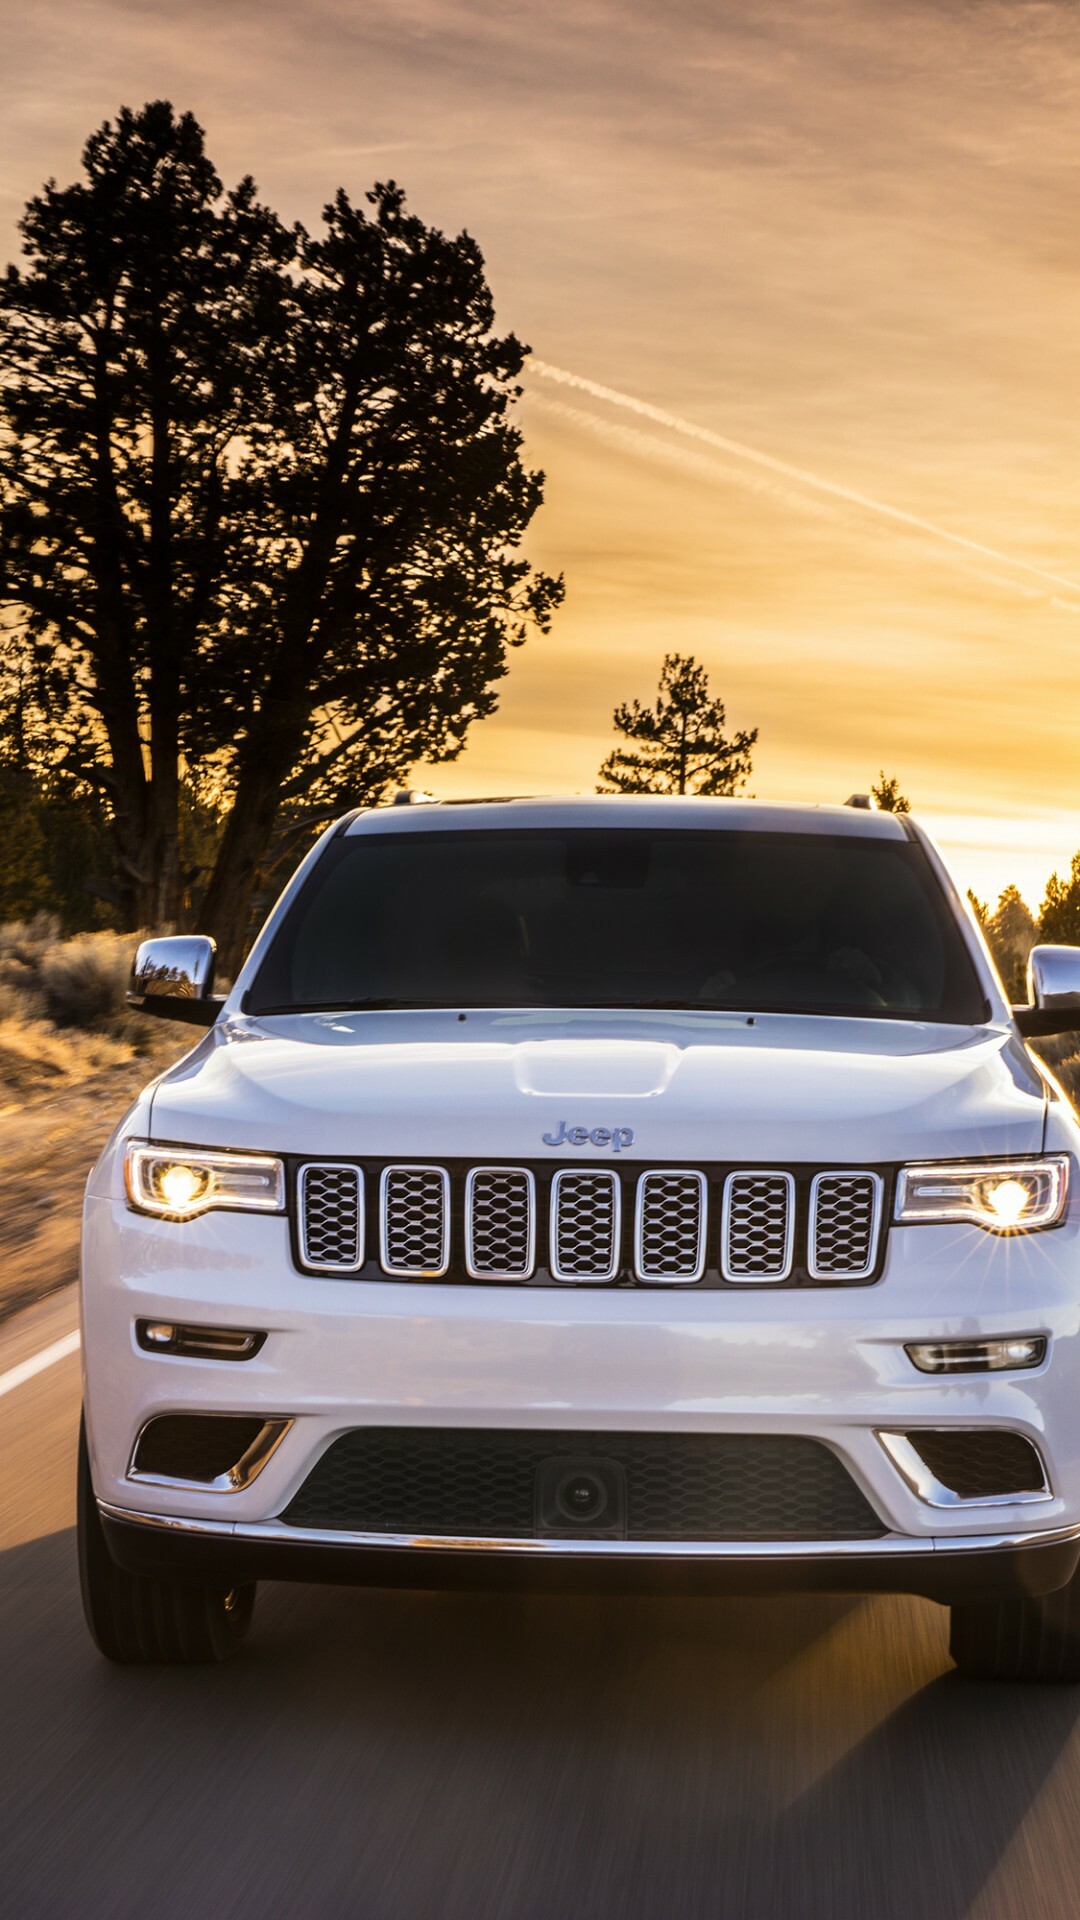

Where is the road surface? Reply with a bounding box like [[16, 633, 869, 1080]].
[[4, 1287, 1080, 1920]]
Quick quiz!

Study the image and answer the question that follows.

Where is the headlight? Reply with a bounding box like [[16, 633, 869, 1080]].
[[895, 1156, 1069, 1233], [125, 1143, 285, 1219]]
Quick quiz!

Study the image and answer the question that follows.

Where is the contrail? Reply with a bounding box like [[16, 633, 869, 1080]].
[[530, 360, 1080, 598], [528, 392, 839, 524]]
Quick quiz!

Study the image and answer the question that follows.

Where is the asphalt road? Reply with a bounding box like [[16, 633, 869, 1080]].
[[5, 1293, 1080, 1920]]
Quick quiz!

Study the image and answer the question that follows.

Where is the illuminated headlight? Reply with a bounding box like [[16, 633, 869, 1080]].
[[895, 1157, 1069, 1234], [125, 1143, 285, 1219]]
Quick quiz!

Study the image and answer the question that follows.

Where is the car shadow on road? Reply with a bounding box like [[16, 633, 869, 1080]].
[[2, 1530, 1077, 1920]]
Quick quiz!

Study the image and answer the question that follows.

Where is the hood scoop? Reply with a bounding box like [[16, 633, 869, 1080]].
[[512, 1041, 680, 1099]]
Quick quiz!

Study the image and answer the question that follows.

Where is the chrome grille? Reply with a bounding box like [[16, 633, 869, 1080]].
[[380, 1165, 450, 1277], [809, 1172, 882, 1279], [298, 1164, 364, 1271], [551, 1170, 621, 1281], [635, 1171, 706, 1282], [466, 1167, 535, 1278], [293, 1159, 890, 1285], [721, 1171, 794, 1282]]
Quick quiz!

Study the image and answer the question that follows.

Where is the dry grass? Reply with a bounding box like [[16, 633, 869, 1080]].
[[0, 918, 162, 1101], [0, 1016, 133, 1104]]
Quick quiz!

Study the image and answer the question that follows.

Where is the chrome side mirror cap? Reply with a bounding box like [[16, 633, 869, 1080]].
[[1013, 944, 1080, 1037], [1029, 945, 1080, 1011], [128, 936, 223, 1027]]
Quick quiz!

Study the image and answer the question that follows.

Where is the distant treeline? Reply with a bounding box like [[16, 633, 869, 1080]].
[[0, 764, 317, 937], [968, 866, 1080, 1002]]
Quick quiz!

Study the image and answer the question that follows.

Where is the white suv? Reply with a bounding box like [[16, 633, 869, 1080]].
[[79, 796, 1080, 1677]]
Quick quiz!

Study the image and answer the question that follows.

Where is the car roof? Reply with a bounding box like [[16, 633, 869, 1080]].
[[341, 795, 911, 840]]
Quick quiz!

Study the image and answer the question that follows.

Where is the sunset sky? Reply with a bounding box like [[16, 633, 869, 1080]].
[[6, 0, 1080, 907]]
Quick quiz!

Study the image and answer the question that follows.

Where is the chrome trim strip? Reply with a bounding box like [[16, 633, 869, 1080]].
[[98, 1502, 1080, 1559], [808, 1169, 883, 1281], [464, 1166, 536, 1279], [379, 1164, 451, 1278], [634, 1169, 707, 1284], [297, 1162, 365, 1273], [720, 1169, 795, 1284], [550, 1168, 621, 1283], [127, 1418, 294, 1494], [877, 1430, 1052, 1509]]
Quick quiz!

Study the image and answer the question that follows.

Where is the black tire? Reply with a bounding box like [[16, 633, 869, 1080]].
[[77, 1415, 256, 1664], [950, 1571, 1080, 1682]]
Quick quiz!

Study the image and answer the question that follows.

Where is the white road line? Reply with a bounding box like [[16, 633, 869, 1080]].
[[0, 1330, 81, 1401]]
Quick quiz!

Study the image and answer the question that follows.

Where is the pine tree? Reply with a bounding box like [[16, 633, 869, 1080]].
[[871, 772, 910, 813], [597, 655, 757, 797], [987, 884, 1037, 1002], [1040, 854, 1080, 947]]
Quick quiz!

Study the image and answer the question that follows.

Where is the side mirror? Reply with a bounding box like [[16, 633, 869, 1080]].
[[1012, 944, 1080, 1037], [128, 936, 224, 1027]]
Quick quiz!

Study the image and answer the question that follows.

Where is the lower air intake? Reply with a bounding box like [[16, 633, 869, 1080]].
[[131, 1415, 268, 1484], [902, 1429, 1048, 1500], [283, 1428, 885, 1541]]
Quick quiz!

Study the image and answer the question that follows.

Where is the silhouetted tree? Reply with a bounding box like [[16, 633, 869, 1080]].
[[597, 654, 757, 797], [0, 103, 562, 966], [1040, 854, 1080, 948], [871, 771, 910, 813], [986, 883, 1037, 1001]]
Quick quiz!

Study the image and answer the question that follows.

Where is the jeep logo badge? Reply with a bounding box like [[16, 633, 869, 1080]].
[[542, 1120, 635, 1152]]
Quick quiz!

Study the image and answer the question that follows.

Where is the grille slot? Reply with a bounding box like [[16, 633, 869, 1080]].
[[380, 1165, 450, 1277], [721, 1171, 794, 1282], [298, 1164, 364, 1271], [810, 1172, 882, 1279], [902, 1429, 1048, 1501], [550, 1170, 621, 1281], [635, 1171, 706, 1281], [283, 1427, 885, 1541], [465, 1167, 535, 1278]]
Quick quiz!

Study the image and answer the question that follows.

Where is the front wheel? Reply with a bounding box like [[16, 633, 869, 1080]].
[[950, 1573, 1080, 1682], [77, 1415, 256, 1664]]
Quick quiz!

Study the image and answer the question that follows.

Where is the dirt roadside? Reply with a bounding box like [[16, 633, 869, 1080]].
[[0, 1036, 191, 1325]]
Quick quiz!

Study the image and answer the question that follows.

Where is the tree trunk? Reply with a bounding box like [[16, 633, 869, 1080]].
[[144, 295, 184, 929], [199, 733, 304, 975], [200, 366, 369, 971]]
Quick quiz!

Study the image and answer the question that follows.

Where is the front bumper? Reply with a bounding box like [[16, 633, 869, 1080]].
[[100, 1504, 1080, 1604]]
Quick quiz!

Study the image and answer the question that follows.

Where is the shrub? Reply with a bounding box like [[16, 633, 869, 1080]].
[[0, 913, 62, 1018], [38, 930, 135, 1031]]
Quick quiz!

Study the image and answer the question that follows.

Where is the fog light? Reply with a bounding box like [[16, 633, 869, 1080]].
[[136, 1320, 266, 1361], [905, 1336, 1046, 1374]]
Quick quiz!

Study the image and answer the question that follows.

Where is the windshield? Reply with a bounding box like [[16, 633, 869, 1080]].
[[247, 826, 989, 1023]]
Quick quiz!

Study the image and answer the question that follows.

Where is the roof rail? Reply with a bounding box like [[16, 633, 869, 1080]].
[[844, 793, 879, 811], [389, 788, 437, 807]]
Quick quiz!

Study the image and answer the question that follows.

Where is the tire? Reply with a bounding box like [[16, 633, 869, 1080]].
[[77, 1415, 256, 1664], [950, 1571, 1080, 1682]]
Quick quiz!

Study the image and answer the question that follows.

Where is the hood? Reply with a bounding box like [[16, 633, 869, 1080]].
[[147, 1008, 1046, 1165]]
